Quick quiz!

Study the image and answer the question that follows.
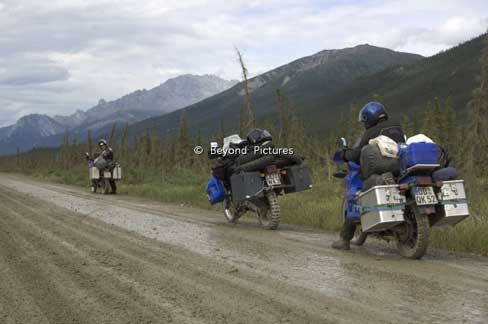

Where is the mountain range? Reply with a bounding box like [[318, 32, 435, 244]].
[[0, 75, 237, 154]]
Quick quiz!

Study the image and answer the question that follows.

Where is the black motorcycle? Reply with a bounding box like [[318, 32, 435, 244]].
[[207, 135, 312, 230]]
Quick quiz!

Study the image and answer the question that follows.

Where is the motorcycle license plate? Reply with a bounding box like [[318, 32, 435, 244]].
[[266, 173, 282, 186], [413, 186, 438, 205]]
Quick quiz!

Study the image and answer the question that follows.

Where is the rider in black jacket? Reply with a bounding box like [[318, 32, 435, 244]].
[[87, 139, 117, 194], [332, 102, 405, 250]]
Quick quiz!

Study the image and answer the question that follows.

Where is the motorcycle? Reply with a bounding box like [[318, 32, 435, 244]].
[[332, 137, 470, 259], [206, 135, 312, 230], [86, 153, 122, 194]]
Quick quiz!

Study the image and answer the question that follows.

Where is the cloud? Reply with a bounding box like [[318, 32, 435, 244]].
[[0, 64, 69, 86], [0, 0, 487, 127]]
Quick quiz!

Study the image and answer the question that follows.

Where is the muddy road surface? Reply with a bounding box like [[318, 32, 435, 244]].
[[0, 174, 487, 324]]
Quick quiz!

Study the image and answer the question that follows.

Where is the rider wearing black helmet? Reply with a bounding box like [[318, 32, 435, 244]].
[[332, 102, 405, 250], [246, 128, 273, 146]]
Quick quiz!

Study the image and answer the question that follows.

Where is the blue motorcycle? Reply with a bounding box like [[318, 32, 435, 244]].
[[333, 137, 469, 259]]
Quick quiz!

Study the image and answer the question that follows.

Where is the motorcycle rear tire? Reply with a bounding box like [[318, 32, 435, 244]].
[[258, 191, 281, 230], [396, 204, 430, 259]]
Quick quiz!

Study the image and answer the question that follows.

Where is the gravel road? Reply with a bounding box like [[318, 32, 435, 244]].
[[0, 174, 487, 324]]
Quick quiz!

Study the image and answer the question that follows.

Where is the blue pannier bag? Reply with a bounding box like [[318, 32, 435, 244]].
[[400, 142, 438, 172], [206, 176, 225, 204]]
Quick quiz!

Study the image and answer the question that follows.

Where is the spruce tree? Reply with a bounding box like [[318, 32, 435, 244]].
[[465, 33, 488, 190], [108, 123, 117, 146], [118, 123, 129, 162], [401, 114, 415, 138], [236, 47, 255, 134], [87, 129, 93, 157], [421, 101, 435, 139], [177, 111, 191, 168], [277, 88, 289, 146], [218, 118, 225, 145]]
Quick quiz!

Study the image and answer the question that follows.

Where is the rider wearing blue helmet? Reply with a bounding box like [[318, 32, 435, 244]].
[[341, 102, 405, 163], [332, 102, 405, 250]]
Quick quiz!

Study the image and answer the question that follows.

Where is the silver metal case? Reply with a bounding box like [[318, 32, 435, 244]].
[[358, 185, 406, 233], [112, 166, 122, 180], [89, 167, 100, 180], [433, 180, 469, 226]]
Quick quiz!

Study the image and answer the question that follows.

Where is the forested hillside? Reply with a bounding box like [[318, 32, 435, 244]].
[[124, 44, 423, 139], [124, 34, 485, 140]]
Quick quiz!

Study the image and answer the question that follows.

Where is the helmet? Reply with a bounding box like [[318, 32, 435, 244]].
[[98, 139, 108, 147], [358, 102, 388, 129], [246, 128, 272, 145]]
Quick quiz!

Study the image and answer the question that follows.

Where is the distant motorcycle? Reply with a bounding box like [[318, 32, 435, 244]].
[[206, 134, 312, 230], [86, 153, 122, 194], [332, 136, 469, 259]]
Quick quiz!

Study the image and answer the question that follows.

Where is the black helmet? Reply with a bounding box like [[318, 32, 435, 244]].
[[98, 139, 108, 147], [246, 128, 272, 145], [358, 102, 388, 129]]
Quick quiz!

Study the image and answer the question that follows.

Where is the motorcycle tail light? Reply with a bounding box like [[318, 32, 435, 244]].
[[399, 183, 409, 190], [266, 165, 277, 173]]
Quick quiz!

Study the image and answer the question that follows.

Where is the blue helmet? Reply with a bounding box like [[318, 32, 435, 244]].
[[358, 102, 388, 129]]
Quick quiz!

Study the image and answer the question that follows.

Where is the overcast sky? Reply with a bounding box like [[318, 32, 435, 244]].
[[0, 0, 487, 127]]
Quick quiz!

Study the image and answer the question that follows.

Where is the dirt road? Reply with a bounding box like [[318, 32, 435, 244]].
[[0, 174, 487, 324]]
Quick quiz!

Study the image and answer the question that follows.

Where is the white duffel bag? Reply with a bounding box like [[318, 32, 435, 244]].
[[369, 135, 399, 158]]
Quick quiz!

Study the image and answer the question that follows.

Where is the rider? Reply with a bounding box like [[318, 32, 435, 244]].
[[332, 102, 405, 250], [91, 139, 117, 194]]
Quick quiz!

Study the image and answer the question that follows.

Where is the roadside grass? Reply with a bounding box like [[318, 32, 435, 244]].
[[430, 200, 488, 255], [279, 177, 343, 231], [4, 166, 487, 256]]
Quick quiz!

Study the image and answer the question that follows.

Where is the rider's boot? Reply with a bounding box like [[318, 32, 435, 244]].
[[331, 218, 356, 250], [332, 239, 350, 250]]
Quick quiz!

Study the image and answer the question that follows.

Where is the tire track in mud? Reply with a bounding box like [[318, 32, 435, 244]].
[[1, 175, 488, 323]]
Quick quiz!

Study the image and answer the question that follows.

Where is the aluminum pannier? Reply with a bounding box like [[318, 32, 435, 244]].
[[357, 184, 406, 232]]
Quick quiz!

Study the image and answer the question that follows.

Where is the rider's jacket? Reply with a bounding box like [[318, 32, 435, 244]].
[[343, 119, 405, 163], [100, 147, 114, 161], [91, 147, 114, 165]]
